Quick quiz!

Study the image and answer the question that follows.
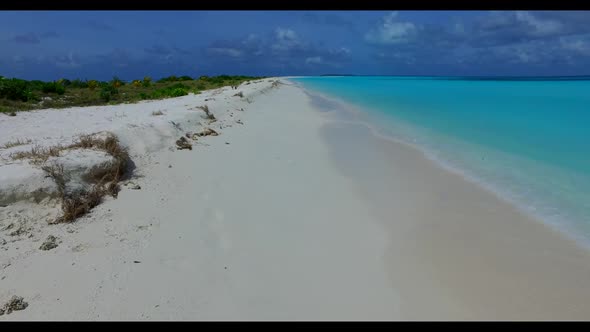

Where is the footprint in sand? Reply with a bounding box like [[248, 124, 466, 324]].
[[71, 243, 89, 253], [202, 207, 232, 251]]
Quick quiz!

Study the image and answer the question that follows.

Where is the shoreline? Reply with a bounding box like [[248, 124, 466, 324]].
[[305, 85, 590, 319], [1, 79, 590, 320], [291, 81, 590, 252]]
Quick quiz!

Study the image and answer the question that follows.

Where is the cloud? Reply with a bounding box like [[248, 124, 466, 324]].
[[11, 31, 60, 44], [365, 12, 417, 45], [467, 11, 568, 47], [305, 56, 322, 65], [203, 28, 352, 73], [514, 11, 563, 37], [96, 48, 133, 67], [328, 47, 351, 57], [208, 47, 243, 58], [205, 34, 264, 59], [12, 32, 40, 44], [271, 28, 307, 53], [560, 36, 590, 56], [53, 52, 81, 68], [365, 11, 590, 72], [142, 45, 193, 65]]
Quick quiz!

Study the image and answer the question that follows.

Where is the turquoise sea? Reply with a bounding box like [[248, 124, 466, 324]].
[[292, 76, 590, 246]]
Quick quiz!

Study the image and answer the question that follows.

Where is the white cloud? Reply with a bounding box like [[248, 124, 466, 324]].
[[54, 52, 81, 68], [365, 12, 417, 45], [493, 44, 540, 64], [208, 47, 243, 58], [515, 11, 563, 37], [272, 27, 304, 53], [276, 28, 297, 41], [243, 33, 259, 45], [560, 37, 590, 56], [305, 56, 322, 65], [329, 47, 351, 56]]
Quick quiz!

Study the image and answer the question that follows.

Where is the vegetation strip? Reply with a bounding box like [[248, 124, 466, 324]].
[[0, 75, 264, 114]]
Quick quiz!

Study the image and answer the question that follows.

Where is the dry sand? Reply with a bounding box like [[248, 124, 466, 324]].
[[1, 78, 590, 320]]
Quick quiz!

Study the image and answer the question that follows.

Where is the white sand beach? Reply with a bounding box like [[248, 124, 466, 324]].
[[2, 78, 590, 320]]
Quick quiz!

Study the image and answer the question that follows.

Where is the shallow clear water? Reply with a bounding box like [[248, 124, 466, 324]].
[[292, 76, 590, 246]]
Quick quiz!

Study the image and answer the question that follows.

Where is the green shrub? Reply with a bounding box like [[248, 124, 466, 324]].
[[169, 88, 188, 97], [70, 79, 89, 88], [41, 82, 65, 95], [149, 83, 189, 99], [25, 90, 40, 101], [58, 79, 71, 87], [100, 85, 119, 102], [157, 76, 172, 83], [157, 75, 187, 83], [0, 78, 34, 101], [142, 76, 152, 87], [110, 76, 124, 88], [169, 83, 188, 90], [88, 80, 99, 90], [29, 80, 46, 91]]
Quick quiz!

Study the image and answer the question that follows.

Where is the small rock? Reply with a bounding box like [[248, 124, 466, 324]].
[[236, 120, 243, 125], [1, 223, 14, 232], [39, 235, 58, 251], [225, 142, 230, 145], [133, 261, 141, 264], [9, 225, 26, 237], [129, 184, 141, 190], [168, 165, 172, 168], [0, 238, 6, 246], [1, 296, 28, 315], [196, 128, 219, 137], [176, 136, 192, 150]]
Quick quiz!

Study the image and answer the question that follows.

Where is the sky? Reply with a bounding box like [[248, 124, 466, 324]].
[[1, 10, 590, 80]]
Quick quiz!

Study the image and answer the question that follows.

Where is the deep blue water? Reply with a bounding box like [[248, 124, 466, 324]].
[[292, 76, 590, 245]]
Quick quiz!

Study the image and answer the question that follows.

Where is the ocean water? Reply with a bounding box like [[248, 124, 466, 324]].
[[291, 76, 590, 246]]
